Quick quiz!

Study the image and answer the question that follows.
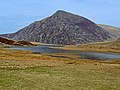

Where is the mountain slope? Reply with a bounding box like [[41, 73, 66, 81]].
[[109, 38, 120, 49], [98, 24, 120, 40], [0, 10, 111, 45], [0, 37, 35, 46]]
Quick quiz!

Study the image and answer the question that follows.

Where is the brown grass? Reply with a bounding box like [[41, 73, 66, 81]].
[[0, 46, 120, 69], [0, 46, 120, 90]]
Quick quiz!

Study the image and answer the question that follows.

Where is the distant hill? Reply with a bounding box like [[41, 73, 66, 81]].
[[98, 24, 120, 40], [0, 10, 111, 45], [0, 37, 15, 45], [0, 37, 35, 46]]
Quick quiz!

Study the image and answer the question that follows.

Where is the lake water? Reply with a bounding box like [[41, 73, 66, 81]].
[[10, 45, 120, 60]]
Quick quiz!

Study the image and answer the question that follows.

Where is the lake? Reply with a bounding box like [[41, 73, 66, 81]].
[[10, 45, 120, 60]]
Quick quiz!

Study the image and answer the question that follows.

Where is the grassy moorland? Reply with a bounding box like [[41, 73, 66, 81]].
[[60, 41, 120, 53], [0, 46, 120, 90]]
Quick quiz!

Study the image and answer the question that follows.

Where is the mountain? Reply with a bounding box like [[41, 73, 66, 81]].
[[98, 24, 120, 40], [0, 10, 111, 45]]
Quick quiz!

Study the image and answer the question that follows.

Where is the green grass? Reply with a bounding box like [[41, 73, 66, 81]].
[[0, 64, 120, 90]]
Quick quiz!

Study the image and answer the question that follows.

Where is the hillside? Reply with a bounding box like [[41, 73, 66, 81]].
[[109, 38, 120, 49], [0, 10, 111, 45], [0, 37, 15, 45], [98, 24, 120, 40], [0, 37, 35, 46]]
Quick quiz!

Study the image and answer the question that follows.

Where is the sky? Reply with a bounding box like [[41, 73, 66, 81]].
[[0, 0, 120, 34]]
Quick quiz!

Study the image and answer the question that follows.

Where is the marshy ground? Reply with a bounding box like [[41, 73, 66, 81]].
[[0, 45, 120, 90]]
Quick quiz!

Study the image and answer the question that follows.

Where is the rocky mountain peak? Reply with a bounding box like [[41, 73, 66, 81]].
[[0, 10, 111, 45], [54, 10, 67, 14], [52, 10, 84, 20]]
